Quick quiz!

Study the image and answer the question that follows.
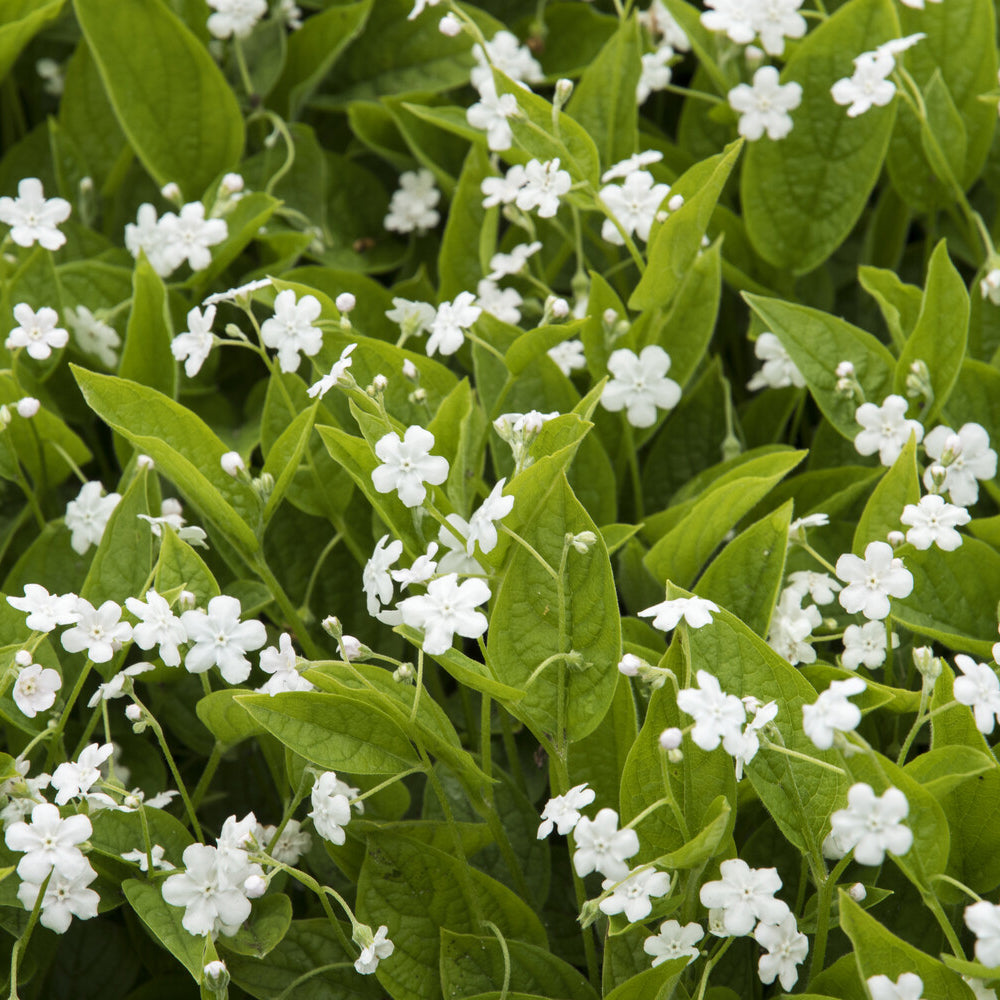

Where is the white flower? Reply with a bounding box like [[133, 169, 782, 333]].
[[699, 859, 789, 936], [476, 279, 522, 326], [355, 925, 394, 975], [728, 66, 802, 141], [953, 655, 1000, 735], [17, 864, 99, 934], [877, 33, 926, 58], [7, 585, 78, 633], [386, 297, 435, 338], [537, 783, 596, 839], [572, 808, 639, 880], [161, 843, 253, 937], [746, 332, 804, 390], [966, 901, 1000, 967], [785, 570, 841, 605], [257, 818, 312, 866], [467, 78, 519, 151], [828, 783, 912, 865], [171, 305, 217, 378], [923, 423, 997, 506], [61, 599, 132, 664], [637, 46, 674, 103], [436, 515, 485, 576], [408, 0, 441, 18], [601, 152, 665, 185], [50, 743, 114, 805], [900, 494, 969, 550], [257, 632, 313, 695], [866, 973, 927, 1000], [639, 596, 719, 631], [125, 589, 187, 667], [309, 771, 353, 844], [66, 306, 120, 367], [640, 1, 690, 49], [397, 574, 491, 655], [11, 662, 62, 718], [836, 541, 914, 621], [753, 0, 806, 55], [600, 867, 672, 922], [643, 919, 703, 967], [121, 844, 174, 872], [853, 394, 924, 466], [125, 204, 175, 276], [0, 177, 70, 249], [6, 303, 69, 360], [701, 0, 756, 44], [842, 621, 888, 670], [467, 479, 513, 555], [15, 397, 38, 418], [470, 30, 543, 90], [723, 700, 777, 780], [487, 241, 541, 281], [767, 588, 821, 665], [65, 481, 121, 555], [203, 277, 273, 307], [5, 802, 92, 883], [788, 512, 828, 543], [160, 202, 227, 272], [599, 172, 671, 246], [802, 677, 865, 750], [371, 426, 449, 508], [427, 291, 481, 356], [86, 664, 152, 708], [515, 158, 571, 219], [601, 346, 681, 427], [385, 169, 441, 233], [206, 0, 267, 38], [547, 339, 587, 376], [180, 595, 267, 684], [260, 289, 324, 373], [307, 343, 357, 398], [963, 976, 998, 1000], [832, 49, 896, 117], [677, 670, 747, 752], [220, 451, 245, 477], [481, 164, 527, 208], [363, 534, 404, 616], [755, 913, 808, 991]]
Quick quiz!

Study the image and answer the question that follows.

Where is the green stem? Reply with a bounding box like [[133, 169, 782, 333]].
[[762, 739, 847, 775], [693, 938, 734, 1000], [480, 694, 493, 780], [8, 872, 48, 1000], [43, 660, 95, 771], [482, 921, 511, 1000], [807, 853, 852, 988], [410, 648, 424, 724], [897, 699, 959, 766], [500, 524, 559, 579], [621, 418, 644, 522], [191, 742, 225, 809], [301, 533, 342, 613]]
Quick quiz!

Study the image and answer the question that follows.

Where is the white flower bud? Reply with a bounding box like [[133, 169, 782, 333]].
[[438, 12, 462, 35], [659, 727, 683, 751], [667, 194, 685, 212], [835, 360, 855, 378], [886, 530, 905, 547], [220, 451, 245, 477], [244, 874, 267, 898], [912, 645, 941, 681], [221, 172, 244, 194], [655, 210, 668, 223], [372, 374, 388, 391], [14, 649, 32, 667], [202, 959, 229, 994], [15, 397, 39, 419], [943, 433, 963, 460], [667, 747, 683, 763], [848, 882, 867, 902], [394, 662, 415, 683], [79, 176, 94, 194], [161, 182, 181, 201], [835, 377, 854, 396], [570, 530, 597, 553], [125, 704, 143, 722], [137, 454, 155, 470], [402, 358, 418, 380], [618, 654, 642, 677], [179, 590, 197, 610], [550, 297, 570, 318], [341, 635, 363, 661], [322, 615, 342, 638], [409, 386, 427, 403], [0, 406, 10, 429], [745, 43, 765, 67], [602, 308, 618, 326], [336, 292, 356, 313], [555, 78, 574, 106], [927, 463, 947, 490]]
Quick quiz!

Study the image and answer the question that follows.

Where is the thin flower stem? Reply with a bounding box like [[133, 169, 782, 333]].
[[480, 694, 492, 780], [264, 769, 313, 855], [930, 873, 983, 902], [621, 418, 644, 522], [266, 859, 357, 949], [410, 648, 424, 724], [500, 523, 559, 579], [481, 921, 511, 1000], [466, 330, 507, 363], [797, 540, 839, 576], [232, 38, 256, 99], [693, 938, 734, 1000], [350, 767, 425, 807], [807, 852, 853, 988], [897, 699, 960, 765], [762, 739, 847, 775], [922, 886, 966, 958], [301, 533, 342, 613], [660, 82, 725, 105], [8, 871, 48, 1000], [251, 556, 323, 660], [46, 439, 89, 486], [623, 792, 684, 833], [137, 801, 157, 876], [191, 742, 225, 809], [274, 964, 356, 1000]]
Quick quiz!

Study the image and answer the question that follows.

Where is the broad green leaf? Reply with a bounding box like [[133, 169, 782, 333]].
[[839, 892, 971, 998], [487, 472, 620, 743], [741, 0, 899, 273], [852, 432, 919, 555], [569, 676, 637, 811], [565, 16, 641, 169], [196, 689, 265, 746], [580, 271, 626, 380], [892, 240, 968, 425], [218, 895, 292, 959], [74, 0, 244, 198], [90, 808, 193, 869], [439, 144, 496, 300], [643, 450, 805, 588], [630, 141, 742, 312], [695, 498, 792, 635], [0, 0, 65, 82], [123, 879, 204, 982], [744, 294, 898, 440], [602, 958, 691, 1000], [858, 265, 922, 351], [118, 255, 176, 411], [269, 0, 373, 119], [905, 746, 995, 798], [236, 691, 420, 775], [154, 527, 220, 606], [439, 929, 598, 1000], [72, 367, 261, 556], [356, 830, 546, 1000], [658, 795, 731, 870], [260, 403, 317, 524]]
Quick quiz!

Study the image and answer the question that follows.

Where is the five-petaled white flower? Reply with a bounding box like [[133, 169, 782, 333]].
[[724, 699, 777, 779], [953, 654, 1000, 735], [487, 241, 541, 281], [699, 859, 789, 936], [599, 172, 671, 246], [257, 632, 313, 695], [171, 305, 217, 378], [572, 808, 639, 880], [637, 46, 674, 103], [5, 802, 91, 883], [309, 771, 353, 845], [755, 913, 808, 991], [363, 534, 404, 617], [923, 423, 997, 506], [397, 574, 491, 655], [866, 973, 927, 1000], [371, 426, 449, 508], [853, 394, 924, 466], [162, 202, 228, 273], [125, 590, 188, 667], [547, 339, 587, 376], [802, 676, 866, 750], [61, 599, 133, 664], [828, 783, 913, 864], [7, 585, 78, 633], [836, 541, 913, 621], [728, 66, 802, 141], [66, 305, 121, 367], [260, 289, 324, 373], [385, 169, 441, 233], [6, 303, 69, 360], [466, 479, 514, 555], [65, 481, 121, 555], [900, 494, 969, 551], [639, 595, 719, 632], [17, 864, 99, 934], [831, 49, 896, 117], [427, 292, 482, 357], [677, 670, 747, 752], [515, 159, 572, 219], [600, 346, 681, 428], [50, 743, 114, 805], [467, 78, 519, 152], [180, 595, 267, 684], [537, 783, 596, 839], [161, 843, 253, 937], [643, 919, 703, 967], [842, 621, 888, 670], [600, 866, 672, 923], [12, 662, 62, 718], [476, 279, 522, 325], [747, 332, 805, 390], [0, 177, 70, 249], [206, 0, 267, 39]]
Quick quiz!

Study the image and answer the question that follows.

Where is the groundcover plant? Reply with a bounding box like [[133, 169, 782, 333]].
[[4, 0, 1000, 997]]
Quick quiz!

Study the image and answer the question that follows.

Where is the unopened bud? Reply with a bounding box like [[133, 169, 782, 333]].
[[137, 454, 155, 470], [835, 361, 855, 378], [569, 531, 597, 554], [221, 172, 244, 194], [550, 296, 569, 319], [341, 635, 364, 661], [402, 358, 418, 380], [667, 194, 685, 212], [15, 397, 38, 418], [322, 615, 343, 638], [372, 374, 388, 391], [244, 874, 267, 898], [667, 747, 683, 763], [744, 43, 765, 67], [943, 433, 963, 461], [848, 882, 866, 902], [160, 182, 181, 201], [578, 899, 602, 928], [438, 12, 462, 35], [912, 645, 941, 681], [602, 308, 618, 326], [220, 451, 245, 477], [125, 704, 142, 723], [14, 650, 32, 667], [659, 727, 682, 751], [618, 654, 642, 677], [393, 662, 415, 683], [887, 530, 905, 547], [835, 377, 854, 396], [79, 176, 94, 194], [336, 292, 356, 313], [554, 78, 574, 108], [202, 959, 230, 994], [927, 463, 947, 491], [0, 406, 11, 429], [179, 590, 197, 610], [409, 386, 427, 404]]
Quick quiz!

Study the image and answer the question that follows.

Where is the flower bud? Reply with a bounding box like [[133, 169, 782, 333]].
[[550, 296, 570, 319], [659, 727, 682, 751], [244, 874, 267, 898], [602, 308, 618, 326], [438, 12, 462, 35], [393, 662, 415, 683], [569, 531, 597, 554], [202, 959, 229, 995], [322, 615, 343, 638], [886, 530, 905, 547], [79, 176, 94, 194], [667, 193, 685, 212], [578, 899, 602, 928], [744, 43, 765, 67], [835, 360, 855, 378], [336, 292, 356, 314], [912, 645, 941, 681], [848, 882, 867, 902], [161, 182, 181, 201], [409, 387, 427, 404], [14, 649, 32, 667], [402, 358, 418, 380], [372, 374, 388, 392], [220, 451, 245, 477], [137, 454, 155, 470], [179, 590, 197, 610], [341, 635, 365, 661], [221, 172, 244, 194], [125, 704, 142, 723], [835, 377, 854, 396], [0, 405, 12, 429], [554, 77, 574, 109], [667, 747, 684, 763], [618, 654, 642, 677], [15, 397, 39, 419], [981, 269, 1000, 303], [927, 463, 947, 491], [943, 433, 963, 462]]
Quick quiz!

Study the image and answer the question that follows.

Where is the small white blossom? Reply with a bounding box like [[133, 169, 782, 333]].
[[309, 771, 353, 845], [260, 289, 324, 373], [866, 973, 927, 1000], [364, 534, 404, 616], [386, 297, 435, 338], [724, 700, 777, 779], [785, 570, 841, 605], [481, 164, 527, 208], [639, 595, 718, 631], [600, 867, 672, 922], [308, 343, 357, 398], [755, 913, 808, 991], [701, 0, 756, 44], [121, 844, 174, 872], [728, 66, 802, 141], [17, 864, 99, 934], [572, 808, 639, 880], [180, 595, 267, 684], [466, 479, 514, 554], [832, 49, 896, 117], [640, 1, 690, 49], [371, 426, 449, 508], [547, 339, 587, 376], [637, 46, 674, 103], [66, 306, 120, 367], [427, 291, 481, 356], [7, 585, 78, 633], [828, 783, 912, 864], [257, 632, 313, 695], [802, 676, 865, 750], [643, 919, 703, 967], [966, 901, 1000, 968], [256, 818, 312, 866], [746, 332, 804, 390], [487, 241, 541, 281], [65, 481, 121, 555], [836, 541, 913, 621], [206, 0, 267, 39], [86, 663, 153, 707], [923, 423, 997, 506], [171, 305, 217, 378], [61, 599, 132, 664], [6, 303, 69, 360], [767, 588, 822, 665], [4, 802, 91, 885], [476, 279, 522, 325], [600, 345, 681, 427], [515, 159, 571, 219], [160, 202, 227, 273], [385, 169, 440, 234], [953, 654, 1000, 735], [699, 859, 789, 936], [50, 743, 114, 805], [161, 843, 253, 937], [537, 783, 596, 839], [854, 394, 924, 466], [11, 662, 61, 718], [355, 925, 394, 975], [842, 621, 888, 670], [0, 177, 70, 249], [396, 574, 491, 655], [203, 277, 273, 307], [599, 172, 671, 245], [470, 30, 543, 91], [676, 670, 746, 752], [900, 494, 969, 550], [467, 78, 519, 152], [220, 451, 245, 477]]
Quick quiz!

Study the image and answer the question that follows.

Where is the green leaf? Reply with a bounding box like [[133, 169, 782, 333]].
[[602, 958, 692, 1000], [236, 691, 419, 775], [357, 830, 546, 1000], [0, 0, 65, 82], [72, 367, 261, 556], [658, 795, 732, 870], [154, 527, 220, 606], [905, 746, 995, 798], [893, 240, 968, 425], [630, 141, 742, 312], [741, 0, 900, 272], [260, 403, 317, 524], [219, 895, 292, 959], [569, 676, 637, 811], [123, 879, 204, 982], [73, 0, 244, 198], [858, 265, 922, 350], [440, 929, 598, 1000], [195, 689, 264, 746], [90, 808, 193, 869], [487, 472, 620, 743], [439, 144, 496, 300], [852, 432, 919, 555], [839, 891, 971, 998], [565, 16, 641, 169], [744, 294, 897, 440]]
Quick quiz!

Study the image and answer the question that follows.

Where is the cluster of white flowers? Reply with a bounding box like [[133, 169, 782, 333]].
[[124, 199, 228, 278], [700, 0, 806, 56], [831, 35, 925, 117], [480, 158, 572, 219], [384, 168, 441, 234]]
